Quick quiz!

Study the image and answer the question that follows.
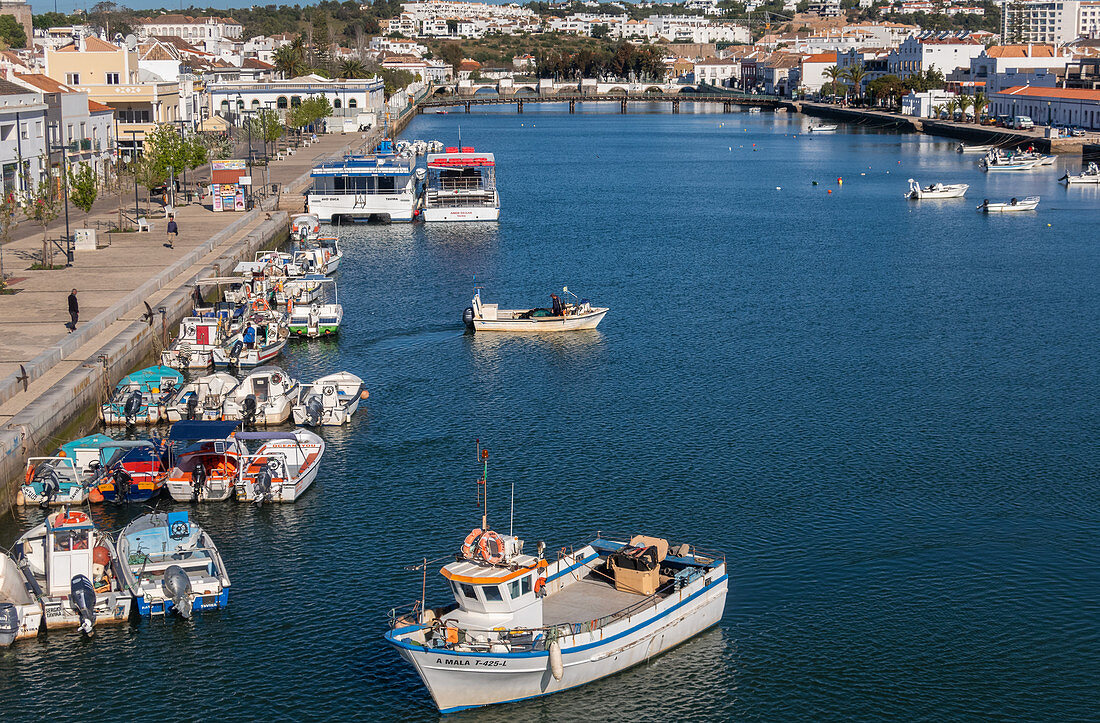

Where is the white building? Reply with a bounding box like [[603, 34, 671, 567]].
[[0, 77, 48, 197], [208, 76, 385, 124], [888, 35, 986, 79], [800, 51, 838, 93], [137, 15, 243, 48], [901, 89, 957, 116], [1000, 0, 1100, 45], [990, 85, 1100, 128], [693, 57, 739, 87]]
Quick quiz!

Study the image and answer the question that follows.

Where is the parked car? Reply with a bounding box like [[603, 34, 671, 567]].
[[1013, 115, 1035, 130]]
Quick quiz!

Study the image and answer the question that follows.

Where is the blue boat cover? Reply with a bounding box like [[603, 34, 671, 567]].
[[58, 433, 116, 457], [166, 510, 190, 538], [168, 420, 240, 441]]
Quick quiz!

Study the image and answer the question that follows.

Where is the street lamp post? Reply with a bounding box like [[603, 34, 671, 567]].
[[126, 129, 140, 223], [49, 123, 72, 264], [242, 108, 253, 211]]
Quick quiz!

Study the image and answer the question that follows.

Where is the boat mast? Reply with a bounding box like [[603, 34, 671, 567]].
[[476, 439, 488, 530]]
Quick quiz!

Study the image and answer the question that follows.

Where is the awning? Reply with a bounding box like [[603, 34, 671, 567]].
[[168, 420, 240, 441]]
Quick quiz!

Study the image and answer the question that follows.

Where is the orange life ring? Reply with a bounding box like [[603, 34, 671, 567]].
[[460, 528, 483, 558], [478, 530, 504, 564], [534, 575, 546, 595], [252, 298, 270, 313], [25, 464, 34, 484], [286, 300, 293, 314], [56, 510, 89, 526]]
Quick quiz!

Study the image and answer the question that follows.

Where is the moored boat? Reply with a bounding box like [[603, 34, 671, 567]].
[[116, 510, 230, 617], [165, 372, 240, 423], [808, 123, 838, 133], [161, 316, 227, 370], [957, 143, 996, 153], [0, 551, 42, 646], [163, 421, 246, 502], [221, 366, 299, 426], [19, 455, 87, 507], [464, 287, 607, 332], [423, 147, 500, 222], [292, 372, 366, 426], [978, 196, 1040, 212], [306, 139, 425, 223], [905, 178, 969, 199], [1061, 162, 1100, 184], [88, 440, 168, 504], [287, 276, 342, 338], [233, 429, 326, 503], [100, 365, 183, 425], [211, 317, 289, 369], [290, 213, 320, 242]]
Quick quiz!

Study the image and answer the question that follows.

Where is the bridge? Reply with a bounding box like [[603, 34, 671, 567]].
[[418, 92, 783, 114]]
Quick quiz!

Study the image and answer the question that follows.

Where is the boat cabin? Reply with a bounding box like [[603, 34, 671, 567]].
[[440, 531, 548, 630], [40, 512, 95, 596]]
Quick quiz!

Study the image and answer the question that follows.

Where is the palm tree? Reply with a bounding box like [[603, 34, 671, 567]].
[[944, 97, 959, 120], [972, 91, 989, 123], [957, 94, 973, 121], [823, 65, 842, 102], [842, 64, 868, 104], [274, 46, 306, 79], [932, 104, 944, 120], [339, 59, 368, 79]]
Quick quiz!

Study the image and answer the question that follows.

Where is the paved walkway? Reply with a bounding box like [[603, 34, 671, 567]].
[[0, 130, 367, 419]]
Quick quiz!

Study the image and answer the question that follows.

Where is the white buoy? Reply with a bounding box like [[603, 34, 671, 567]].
[[549, 640, 564, 681], [776, 186, 781, 190]]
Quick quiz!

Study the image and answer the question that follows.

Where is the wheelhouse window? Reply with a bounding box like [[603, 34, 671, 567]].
[[481, 585, 503, 602], [457, 582, 476, 599], [521, 574, 532, 595], [508, 578, 521, 599]]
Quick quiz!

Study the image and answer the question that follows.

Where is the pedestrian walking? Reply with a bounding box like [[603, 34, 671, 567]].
[[67, 289, 78, 332], [166, 215, 179, 248]]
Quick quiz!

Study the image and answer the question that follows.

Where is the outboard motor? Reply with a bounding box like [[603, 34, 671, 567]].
[[70, 574, 97, 635], [305, 396, 324, 426], [190, 463, 207, 502], [241, 394, 258, 428], [462, 306, 475, 330], [0, 602, 19, 647], [186, 393, 199, 421], [111, 467, 133, 504], [252, 462, 274, 505], [229, 339, 244, 367], [123, 389, 144, 423], [162, 565, 193, 619], [37, 467, 61, 509]]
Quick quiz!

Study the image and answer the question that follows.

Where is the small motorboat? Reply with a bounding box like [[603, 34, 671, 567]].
[[464, 287, 608, 332], [288, 276, 342, 338], [292, 372, 367, 426], [15, 509, 133, 633], [163, 420, 246, 502], [18, 455, 87, 507], [1061, 162, 1100, 184], [0, 551, 42, 646], [100, 365, 183, 425], [905, 178, 969, 199], [808, 123, 838, 133], [116, 510, 231, 618], [747, 107, 761, 114], [957, 143, 996, 154], [979, 151, 1039, 171], [161, 316, 231, 370], [212, 317, 289, 369], [978, 196, 1040, 212], [222, 366, 299, 426], [88, 440, 168, 504], [290, 213, 320, 242], [165, 372, 240, 423], [294, 238, 342, 275], [434, 110, 448, 115], [234, 429, 326, 503]]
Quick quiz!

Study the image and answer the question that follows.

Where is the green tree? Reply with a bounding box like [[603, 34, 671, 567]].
[[867, 74, 906, 107], [972, 91, 989, 122], [956, 94, 973, 120], [944, 96, 959, 119], [0, 192, 16, 289], [823, 65, 843, 101], [249, 108, 284, 147], [339, 59, 369, 79], [843, 64, 868, 102], [68, 163, 98, 225], [274, 45, 307, 78], [591, 23, 610, 39], [0, 15, 27, 48], [22, 175, 61, 268], [136, 124, 208, 194]]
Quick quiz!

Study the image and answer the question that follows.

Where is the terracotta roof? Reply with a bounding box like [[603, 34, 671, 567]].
[[14, 73, 72, 93], [88, 99, 114, 113], [0, 78, 33, 96], [986, 44, 1056, 58], [997, 86, 1100, 101], [140, 42, 178, 61], [242, 58, 274, 69], [458, 59, 481, 70], [804, 52, 837, 63], [57, 36, 120, 52]]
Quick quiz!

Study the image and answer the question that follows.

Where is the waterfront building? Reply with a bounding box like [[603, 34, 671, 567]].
[[800, 52, 838, 93], [1000, 0, 1100, 45], [901, 88, 958, 116], [694, 57, 740, 88], [887, 34, 986, 79], [0, 77, 46, 197], [208, 76, 385, 125], [965, 44, 1072, 93], [990, 85, 1100, 127]]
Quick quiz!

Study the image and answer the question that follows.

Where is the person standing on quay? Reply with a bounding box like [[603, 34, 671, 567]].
[[166, 215, 179, 248], [67, 289, 78, 332]]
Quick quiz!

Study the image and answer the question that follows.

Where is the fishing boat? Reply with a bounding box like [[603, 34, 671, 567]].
[[100, 365, 183, 425], [163, 421, 246, 502], [290, 213, 320, 242], [306, 139, 426, 223], [161, 316, 229, 369], [464, 287, 608, 332], [221, 366, 299, 426], [0, 551, 42, 646], [747, 107, 761, 114], [15, 509, 133, 633], [1061, 162, 1100, 184], [808, 123, 838, 133], [905, 178, 969, 199], [87, 440, 168, 504], [233, 429, 326, 504], [977, 196, 1040, 212], [385, 447, 728, 713], [275, 275, 326, 306], [957, 143, 996, 153], [979, 151, 1039, 171], [18, 455, 86, 507], [211, 317, 289, 369], [116, 510, 231, 618], [288, 276, 342, 338], [423, 147, 500, 222], [165, 372, 240, 423], [292, 372, 367, 426]]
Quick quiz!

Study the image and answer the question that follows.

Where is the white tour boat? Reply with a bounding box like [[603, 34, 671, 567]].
[[306, 139, 425, 223], [221, 366, 299, 426], [233, 430, 326, 503], [1061, 162, 1100, 184], [464, 287, 608, 332], [423, 147, 500, 222], [808, 123, 838, 133], [162, 316, 229, 370], [386, 448, 728, 713], [292, 372, 367, 426], [978, 196, 1040, 212], [163, 421, 246, 502], [164, 372, 240, 423], [1, 551, 42, 646], [905, 178, 969, 199], [15, 509, 133, 633]]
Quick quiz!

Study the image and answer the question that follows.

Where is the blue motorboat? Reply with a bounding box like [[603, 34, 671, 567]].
[[100, 365, 183, 426]]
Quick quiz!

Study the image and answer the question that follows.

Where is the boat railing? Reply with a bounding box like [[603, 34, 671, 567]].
[[307, 186, 416, 197]]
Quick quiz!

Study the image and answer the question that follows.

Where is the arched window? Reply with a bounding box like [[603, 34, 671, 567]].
[[348, 98, 357, 108], [333, 98, 341, 109], [251, 99, 261, 108], [290, 96, 301, 107], [277, 96, 288, 109], [220, 100, 230, 112], [236, 99, 244, 110]]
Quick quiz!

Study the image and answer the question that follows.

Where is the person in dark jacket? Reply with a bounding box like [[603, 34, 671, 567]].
[[166, 215, 179, 248], [67, 289, 78, 332], [551, 293, 563, 316]]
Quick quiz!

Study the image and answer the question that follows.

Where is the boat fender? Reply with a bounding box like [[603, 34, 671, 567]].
[[548, 640, 564, 681], [461, 528, 484, 558], [15, 488, 25, 506], [24, 464, 34, 484], [88, 487, 104, 504], [360, 390, 370, 400]]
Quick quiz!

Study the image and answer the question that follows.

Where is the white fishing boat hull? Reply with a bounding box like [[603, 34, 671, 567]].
[[423, 205, 501, 222], [906, 181, 969, 199], [1, 553, 42, 646], [979, 196, 1040, 212], [473, 308, 607, 332], [808, 124, 838, 133], [166, 475, 237, 502], [161, 348, 215, 369], [292, 395, 360, 426], [307, 193, 418, 223], [957, 144, 995, 154], [212, 337, 288, 368], [390, 572, 727, 713]]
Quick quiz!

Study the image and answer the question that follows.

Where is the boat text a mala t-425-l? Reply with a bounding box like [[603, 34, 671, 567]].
[[423, 147, 500, 222], [463, 287, 608, 332], [385, 447, 728, 713]]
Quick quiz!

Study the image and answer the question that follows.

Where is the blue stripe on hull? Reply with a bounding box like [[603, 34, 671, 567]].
[[136, 589, 229, 617]]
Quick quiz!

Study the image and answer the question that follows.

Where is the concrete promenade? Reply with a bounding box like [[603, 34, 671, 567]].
[[0, 130, 371, 510]]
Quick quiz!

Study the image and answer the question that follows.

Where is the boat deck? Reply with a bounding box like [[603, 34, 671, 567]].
[[542, 571, 650, 626]]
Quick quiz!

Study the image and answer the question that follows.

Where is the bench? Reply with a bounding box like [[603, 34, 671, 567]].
[[137, 218, 152, 232]]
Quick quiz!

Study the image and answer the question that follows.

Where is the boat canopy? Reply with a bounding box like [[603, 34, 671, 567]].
[[311, 154, 414, 177], [234, 432, 298, 441], [427, 152, 495, 168], [58, 433, 116, 457], [168, 420, 240, 441]]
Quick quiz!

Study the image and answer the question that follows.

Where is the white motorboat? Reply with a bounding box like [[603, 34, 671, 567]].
[[979, 151, 1039, 171], [808, 123, 838, 133], [212, 317, 289, 369], [116, 510, 231, 618], [1061, 162, 1100, 184], [957, 143, 996, 154], [234, 429, 326, 503], [423, 147, 500, 222], [222, 366, 299, 426], [978, 196, 1040, 212], [464, 287, 608, 333], [385, 447, 728, 713], [288, 276, 342, 338], [163, 420, 245, 502], [19, 455, 87, 507], [292, 372, 366, 426], [1, 551, 42, 646], [290, 213, 320, 242], [165, 372, 240, 423], [162, 316, 229, 370], [905, 178, 969, 199], [306, 139, 426, 223], [295, 234, 343, 274], [747, 107, 762, 114], [15, 509, 133, 633]]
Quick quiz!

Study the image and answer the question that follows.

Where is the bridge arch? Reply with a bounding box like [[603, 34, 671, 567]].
[[605, 86, 628, 95], [514, 85, 536, 95], [433, 86, 453, 96], [473, 86, 499, 95], [644, 86, 663, 94], [677, 86, 703, 94]]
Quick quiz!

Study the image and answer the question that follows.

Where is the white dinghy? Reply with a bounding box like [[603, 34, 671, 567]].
[[463, 287, 608, 332], [1, 551, 42, 646], [234, 430, 326, 503], [1061, 162, 1100, 184], [808, 123, 838, 133], [978, 196, 1040, 212], [905, 178, 969, 199], [957, 143, 996, 154], [165, 372, 240, 423], [222, 366, 299, 426], [292, 372, 367, 426]]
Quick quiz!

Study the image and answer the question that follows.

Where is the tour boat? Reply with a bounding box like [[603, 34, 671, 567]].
[[233, 429, 326, 504], [1061, 162, 1100, 184], [385, 448, 728, 713], [163, 421, 246, 502], [977, 196, 1040, 212], [290, 213, 320, 242], [0, 551, 42, 646], [165, 372, 241, 423], [292, 372, 367, 426], [211, 317, 289, 369], [116, 510, 231, 618], [15, 509, 133, 633], [306, 139, 425, 223], [100, 365, 183, 425], [464, 287, 608, 332], [423, 147, 500, 222], [905, 179, 969, 199], [221, 366, 299, 426], [808, 123, 838, 133], [161, 316, 228, 370], [288, 276, 342, 338], [19, 455, 87, 507], [957, 143, 996, 153], [87, 440, 168, 504]]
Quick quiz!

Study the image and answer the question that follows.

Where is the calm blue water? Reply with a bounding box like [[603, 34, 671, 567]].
[[2, 105, 1098, 720]]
